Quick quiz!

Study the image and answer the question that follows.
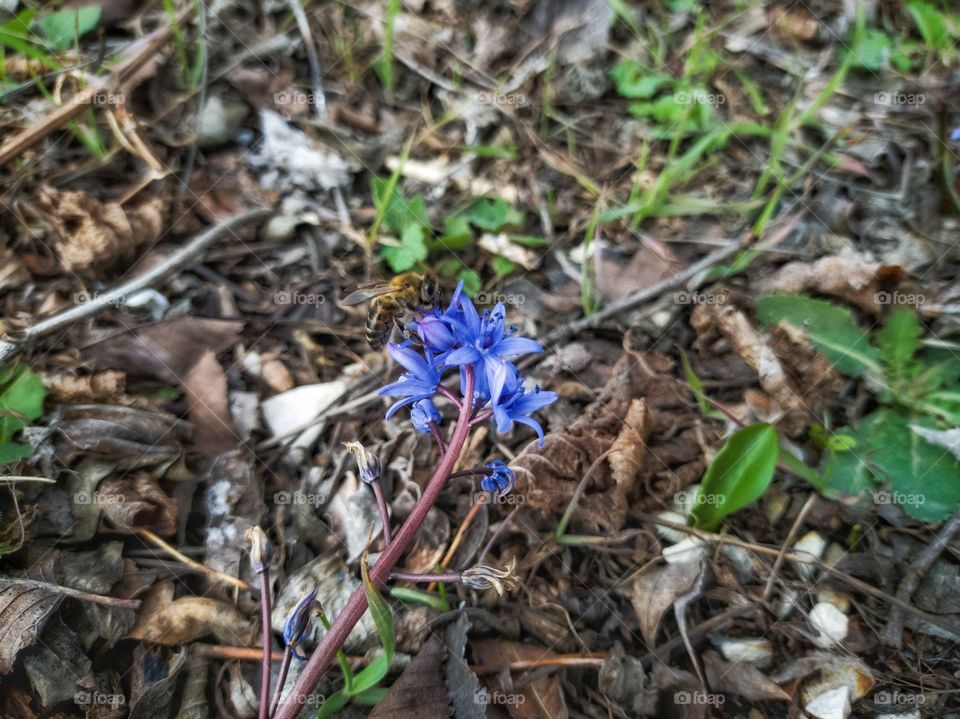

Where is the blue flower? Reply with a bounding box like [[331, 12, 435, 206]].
[[489, 363, 557, 446], [283, 584, 318, 661], [443, 296, 542, 392], [951, 127, 960, 142], [410, 398, 442, 433], [379, 345, 442, 419], [481, 460, 515, 497]]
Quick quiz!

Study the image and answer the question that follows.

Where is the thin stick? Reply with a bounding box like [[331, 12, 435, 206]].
[[134, 527, 250, 591], [0, 577, 141, 609], [273, 368, 476, 719], [540, 240, 745, 348], [763, 494, 817, 601], [478, 505, 521, 563], [0, 209, 269, 364], [469, 654, 607, 675], [427, 497, 484, 592], [0, 475, 56, 483], [287, 0, 326, 120], [391, 570, 461, 583], [257, 570, 272, 719], [192, 643, 365, 663], [882, 508, 960, 648]]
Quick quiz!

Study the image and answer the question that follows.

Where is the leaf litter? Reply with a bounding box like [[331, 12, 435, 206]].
[[1, 1, 960, 718]]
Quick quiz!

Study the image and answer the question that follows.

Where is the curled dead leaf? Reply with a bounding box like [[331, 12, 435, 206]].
[[128, 596, 253, 646], [97, 473, 177, 536]]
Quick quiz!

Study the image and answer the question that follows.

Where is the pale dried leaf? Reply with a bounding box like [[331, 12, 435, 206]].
[[0, 578, 63, 673], [128, 596, 253, 646], [630, 559, 701, 648]]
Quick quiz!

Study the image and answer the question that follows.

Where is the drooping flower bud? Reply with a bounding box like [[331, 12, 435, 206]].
[[244, 526, 272, 574], [417, 315, 457, 352], [283, 583, 319, 661], [343, 441, 381, 485], [461, 559, 519, 595], [480, 460, 515, 498], [410, 398, 442, 433]]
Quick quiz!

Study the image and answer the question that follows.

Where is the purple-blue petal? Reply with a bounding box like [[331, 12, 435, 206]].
[[491, 336, 542, 358], [444, 346, 482, 367]]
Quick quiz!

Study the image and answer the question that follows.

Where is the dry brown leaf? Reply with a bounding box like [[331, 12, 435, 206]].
[[86, 317, 243, 385], [755, 256, 906, 313], [183, 350, 236, 456], [630, 560, 702, 648], [0, 578, 64, 674], [368, 635, 449, 719], [691, 300, 842, 435], [471, 639, 568, 719], [511, 352, 707, 532], [36, 186, 164, 274], [97, 473, 177, 536], [260, 353, 295, 393], [596, 243, 680, 302], [128, 596, 253, 646], [703, 650, 790, 702]]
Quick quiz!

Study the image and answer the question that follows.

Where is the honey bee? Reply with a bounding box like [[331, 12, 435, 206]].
[[341, 272, 439, 349]]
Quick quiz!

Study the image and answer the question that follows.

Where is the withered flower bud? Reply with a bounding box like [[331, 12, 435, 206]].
[[461, 559, 519, 596], [244, 526, 272, 574], [343, 441, 381, 485]]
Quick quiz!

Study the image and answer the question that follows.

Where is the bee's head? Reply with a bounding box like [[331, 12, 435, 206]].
[[420, 276, 438, 305]]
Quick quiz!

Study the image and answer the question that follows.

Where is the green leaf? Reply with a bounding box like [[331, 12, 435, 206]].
[[509, 234, 550, 248], [756, 294, 883, 377], [432, 215, 473, 251], [459, 198, 524, 232], [862, 409, 960, 522], [609, 60, 672, 99], [679, 348, 723, 419], [490, 256, 517, 278], [907, 0, 950, 50], [460, 143, 518, 160], [36, 6, 101, 51], [817, 427, 873, 498], [352, 687, 389, 705], [389, 587, 450, 611], [361, 555, 394, 664], [349, 654, 390, 694], [315, 689, 351, 719], [876, 309, 921, 377], [848, 28, 892, 70], [371, 177, 429, 235], [0, 365, 45, 446], [381, 223, 428, 272], [456, 269, 482, 297], [692, 424, 779, 531], [778, 443, 823, 489], [0, 442, 32, 465]]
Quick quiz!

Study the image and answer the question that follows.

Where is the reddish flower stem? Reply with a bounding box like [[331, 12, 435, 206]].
[[371, 480, 393, 547], [273, 367, 476, 719], [257, 571, 272, 719]]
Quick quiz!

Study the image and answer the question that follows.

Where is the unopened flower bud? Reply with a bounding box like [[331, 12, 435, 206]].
[[283, 583, 319, 661], [343, 441, 381, 484], [480, 460, 515, 498], [410, 398, 442, 433], [244, 526, 272, 574]]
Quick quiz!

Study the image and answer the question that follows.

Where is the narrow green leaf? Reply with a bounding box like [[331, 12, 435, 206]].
[[348, 655, 389, 694], [679, 348, 723, 419], [315, 688, 351, 719], [692, 424, 779, 531], [361, 555, 394, 662], [756, 294, 883, 377]]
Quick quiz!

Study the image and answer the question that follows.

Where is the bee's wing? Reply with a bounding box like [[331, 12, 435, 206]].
[[340, 284, 397, 305]]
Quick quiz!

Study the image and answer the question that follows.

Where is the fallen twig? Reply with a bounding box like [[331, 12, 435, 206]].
[[882, 508, 960, 648], [0, 208, 269, 365], [1, 576, 141, 609]]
